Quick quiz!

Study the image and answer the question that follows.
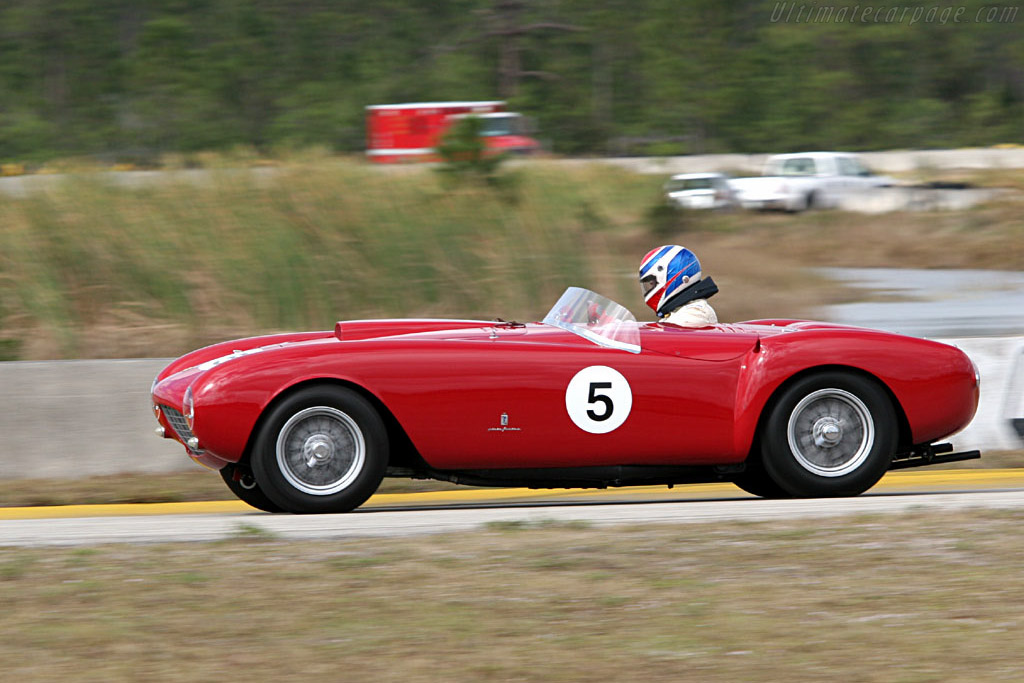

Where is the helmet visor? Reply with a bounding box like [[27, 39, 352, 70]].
[[640, 274, 659, 297]]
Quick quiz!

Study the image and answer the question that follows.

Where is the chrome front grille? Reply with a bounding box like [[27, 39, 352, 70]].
[[162, 406, 194, 443]]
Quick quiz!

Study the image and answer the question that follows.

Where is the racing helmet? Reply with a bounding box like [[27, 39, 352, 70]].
[[638, 245, 702, 316]]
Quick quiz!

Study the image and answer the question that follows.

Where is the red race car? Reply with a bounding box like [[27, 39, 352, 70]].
[[151, 287, 980, 513]]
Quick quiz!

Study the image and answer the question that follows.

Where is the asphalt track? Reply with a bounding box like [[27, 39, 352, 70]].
[[2, 469, 1023, 546]]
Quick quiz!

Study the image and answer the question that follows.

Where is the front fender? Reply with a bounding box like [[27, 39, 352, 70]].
[[188, 342, 389, 462], [155, 331, 335, 384]]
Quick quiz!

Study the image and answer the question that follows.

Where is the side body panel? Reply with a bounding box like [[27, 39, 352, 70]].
[[185, 325, 754, 469]]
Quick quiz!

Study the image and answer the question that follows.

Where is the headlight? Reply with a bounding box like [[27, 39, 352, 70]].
[[151, 377, 162, 421], [184, 386, 195, 429]]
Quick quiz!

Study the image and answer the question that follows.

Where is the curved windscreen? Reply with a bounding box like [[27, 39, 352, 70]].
[[542, 287, 641, 354]]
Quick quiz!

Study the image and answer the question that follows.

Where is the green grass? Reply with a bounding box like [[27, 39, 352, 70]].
[[2, 510, 1024, 681]]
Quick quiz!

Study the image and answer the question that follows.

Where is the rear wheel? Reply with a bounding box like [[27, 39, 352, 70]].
[[251, 386, 388, 514], [761, 372, 896, 497], [731, 460, 792, 499], [220, 464, 282, 513]]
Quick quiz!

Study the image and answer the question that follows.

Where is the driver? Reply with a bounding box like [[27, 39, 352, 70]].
[[638, 245, 718, 328]]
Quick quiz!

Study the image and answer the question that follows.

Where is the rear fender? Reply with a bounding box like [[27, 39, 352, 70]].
[[735, 363, 914, 462], [731, 337, 913, 460]]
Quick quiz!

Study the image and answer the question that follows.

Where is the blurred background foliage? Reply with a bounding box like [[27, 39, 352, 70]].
[[1, 0, 1023, 162]]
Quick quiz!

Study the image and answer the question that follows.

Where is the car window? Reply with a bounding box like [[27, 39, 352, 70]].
[[835, 156, 872, 177], [667, 178, 713, 191], [849, 157, 871, 176], [780, 158, 816, 176]]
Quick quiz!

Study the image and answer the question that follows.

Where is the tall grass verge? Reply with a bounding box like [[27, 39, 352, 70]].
[[0, 161, 654, 358], [2, 160, 1021, 360]]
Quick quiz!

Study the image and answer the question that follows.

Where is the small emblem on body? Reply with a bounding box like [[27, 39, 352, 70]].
[[488, 412, 522, 432]]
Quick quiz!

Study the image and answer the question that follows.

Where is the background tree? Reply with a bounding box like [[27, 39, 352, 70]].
[[0, 0, 1021, 162]]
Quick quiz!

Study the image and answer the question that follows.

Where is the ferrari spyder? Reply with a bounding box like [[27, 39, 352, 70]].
[[151, 287, 980, 513]]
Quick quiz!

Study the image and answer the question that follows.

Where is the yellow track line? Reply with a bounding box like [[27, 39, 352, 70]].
[[1, 469, 1022, 520]]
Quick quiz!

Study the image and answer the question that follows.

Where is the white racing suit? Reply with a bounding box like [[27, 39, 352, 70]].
[[662, 299, 717, 328]]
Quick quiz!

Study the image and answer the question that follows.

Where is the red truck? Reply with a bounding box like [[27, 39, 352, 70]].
[[366, 101, 539, 163]]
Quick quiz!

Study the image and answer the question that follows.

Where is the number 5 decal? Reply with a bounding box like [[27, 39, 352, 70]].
[[566, 366, 632, 434]]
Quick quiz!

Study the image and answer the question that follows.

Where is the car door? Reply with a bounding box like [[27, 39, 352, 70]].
[[835, 156, 863, 200], [378, 324, 757, 470]]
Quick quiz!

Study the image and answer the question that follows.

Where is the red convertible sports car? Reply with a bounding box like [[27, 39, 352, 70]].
[[151, 287, 980, 513]]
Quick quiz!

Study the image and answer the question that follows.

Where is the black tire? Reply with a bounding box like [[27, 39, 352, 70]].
[[731, 460, 792, 499], [220, 464, 283, 513], [804, 191, 818, 211], [760, 372, 897, 497], [251, 386, 389, 514]]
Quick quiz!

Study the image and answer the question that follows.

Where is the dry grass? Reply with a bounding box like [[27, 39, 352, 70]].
[[2, 510, 1024, 681], [0, 162, 652, 360], [0, 470, 471, 508], [649, 198, 1024, 323], [1, 160, 1022, 360]]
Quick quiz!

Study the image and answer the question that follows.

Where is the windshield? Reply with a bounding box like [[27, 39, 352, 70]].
[[543, 287, 641, 353], [481, 114, 520, 136], [763, 157, 816, 176]]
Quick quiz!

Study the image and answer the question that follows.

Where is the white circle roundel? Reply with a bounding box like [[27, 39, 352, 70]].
[[565, 366, 633, 434]]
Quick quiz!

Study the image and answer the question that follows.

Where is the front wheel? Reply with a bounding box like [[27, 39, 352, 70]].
[[251, 386, 389, 514], [761, 372, 897, 497]]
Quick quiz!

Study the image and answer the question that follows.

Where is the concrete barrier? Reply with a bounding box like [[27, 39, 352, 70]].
[[834, 187, 1009, 214], [591, 147, 1024, 176], [0, 359, 186, 479], [0, 338, 1021, 480], [946, 337, 1024, 453]]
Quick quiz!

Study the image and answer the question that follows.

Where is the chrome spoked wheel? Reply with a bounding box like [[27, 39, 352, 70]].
[[253, 387, 388, 514], [760, 372, 896, 498], [275, 406, 366, 496], [786, 388, 874, 478]]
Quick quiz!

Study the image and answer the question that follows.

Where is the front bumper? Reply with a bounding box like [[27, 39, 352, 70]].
[[153, 400, 232, 471]]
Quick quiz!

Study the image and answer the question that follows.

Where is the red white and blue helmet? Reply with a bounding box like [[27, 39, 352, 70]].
[[639, 245, 702, 316]]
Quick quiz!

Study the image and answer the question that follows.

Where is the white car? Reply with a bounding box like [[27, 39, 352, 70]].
[[663, 173, 735, 210], [729, 152, 892, 212]]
